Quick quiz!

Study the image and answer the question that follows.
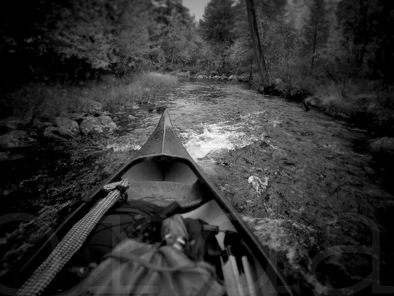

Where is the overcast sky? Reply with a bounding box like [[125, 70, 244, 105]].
[[182, 0, 210, 21]]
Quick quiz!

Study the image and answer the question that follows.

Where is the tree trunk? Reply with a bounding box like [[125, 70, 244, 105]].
[[245, 0, 269, 86], [311, 19, 318, 71], [171, 50, 175, 66]]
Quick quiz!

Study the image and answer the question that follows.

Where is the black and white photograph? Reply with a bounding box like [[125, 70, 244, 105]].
[[0, 0, 393, 295]]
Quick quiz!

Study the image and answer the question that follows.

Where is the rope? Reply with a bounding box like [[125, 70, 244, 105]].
[[17, 179, 129, 296]]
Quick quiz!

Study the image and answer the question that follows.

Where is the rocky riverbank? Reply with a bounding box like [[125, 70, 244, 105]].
[[0, 98, 164, 276]]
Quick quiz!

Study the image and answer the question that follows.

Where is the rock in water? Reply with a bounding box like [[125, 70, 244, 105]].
[[0, 151, 25, 161], [248, 176, 269, 194], [54, 117, 80, 138], [148, 106, 166, 114], [0, 130, 36, 148], [0, 117, 22, 133], [368, 137, 394, 157], [80, 116, 117, 135], [257, 85, 265, 94], [43, 127, 67, 141], [303, 100, 311, 111]]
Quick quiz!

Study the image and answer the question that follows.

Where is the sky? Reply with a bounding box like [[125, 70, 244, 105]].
[[182, 0, 210, 21]]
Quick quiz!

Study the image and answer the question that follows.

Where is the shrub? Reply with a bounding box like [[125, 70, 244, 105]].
[[86, 72, 178, 112], [0, 84, 82, 123]]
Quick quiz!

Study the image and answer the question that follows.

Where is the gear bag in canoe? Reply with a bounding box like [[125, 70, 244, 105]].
[[50, 213, 225, 296]]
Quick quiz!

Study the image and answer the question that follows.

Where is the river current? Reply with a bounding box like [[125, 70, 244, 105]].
[[104, 78, 394, 295]]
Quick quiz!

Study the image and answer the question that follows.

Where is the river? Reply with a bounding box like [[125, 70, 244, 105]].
[[140, 78, 393, 295]]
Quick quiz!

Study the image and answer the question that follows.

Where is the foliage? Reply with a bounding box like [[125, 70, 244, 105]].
[[159, 10, 195, 65], [1, 0, 162, 86], [1, 0, 393, 122], [199, 0, 235, 44], [226, 1, 253, 74]]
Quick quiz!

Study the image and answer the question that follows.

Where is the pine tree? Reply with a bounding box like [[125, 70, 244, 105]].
[[199, 0, 235, 44], [245, 0, 269, 86]]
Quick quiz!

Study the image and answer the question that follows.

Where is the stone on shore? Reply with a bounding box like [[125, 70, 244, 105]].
[[0, 130, 36, 149], [80, 116, 117, 135], [54, 117, 80, 138]]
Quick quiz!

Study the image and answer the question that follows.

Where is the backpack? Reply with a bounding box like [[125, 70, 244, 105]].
[[54, 214, 225, 296], [46, 200, 182, 293], [74, 200, 182, 265]]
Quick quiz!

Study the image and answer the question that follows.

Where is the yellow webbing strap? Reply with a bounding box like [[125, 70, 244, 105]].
[[17, 179, 129, 296]]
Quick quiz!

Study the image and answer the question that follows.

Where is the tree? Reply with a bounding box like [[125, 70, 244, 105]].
[[337, 0, 394, 82], [227, 0, 254, 74], [304, 0, 328, 72], [198, 0, 236, 74], [0, 0, 70, 85], [245, 0, 269, 86], [153, 1, 199, 68], [116, 1, 155, 73], [199, 0, 235, 44]]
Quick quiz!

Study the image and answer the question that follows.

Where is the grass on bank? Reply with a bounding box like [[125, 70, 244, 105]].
[[98, 72, 178, 112], [259, 71, 394, 135], [0, 72, 178, 122], [307, 80, 394, 131]]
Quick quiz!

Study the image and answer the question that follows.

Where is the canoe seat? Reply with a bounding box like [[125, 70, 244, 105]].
[[126, 180, 211, 211]]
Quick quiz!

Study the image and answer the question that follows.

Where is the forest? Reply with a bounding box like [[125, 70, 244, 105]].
[[1, 0, 393, 132]]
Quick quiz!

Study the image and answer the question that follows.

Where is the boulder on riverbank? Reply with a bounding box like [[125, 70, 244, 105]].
[[237, 73, 252, 82], [368, 137, 394, 158], [0, 130, 37, 149], [54, 117, 80, 138], [43, 127, 68, 141], [0, 117, 22, 134], [0, 151, 25, 161], [80, 116, 117, 135]]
